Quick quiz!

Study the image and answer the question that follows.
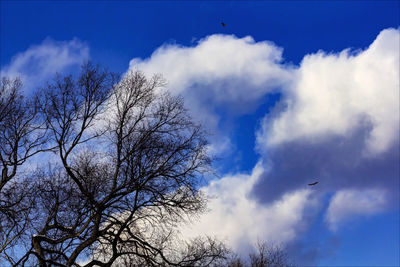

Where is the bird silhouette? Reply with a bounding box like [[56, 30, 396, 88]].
[[221, 22, 227, 27], [308, 181, 318, 186]]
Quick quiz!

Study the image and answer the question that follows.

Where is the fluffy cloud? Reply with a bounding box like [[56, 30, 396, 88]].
[[253, 28, 399, 220], [260, 28, 399, 155], [251, 30, 399, 242], [129, 35, 291, 109], [126, 34, 293, 160], [325, 188, 389, 231], [181, 162, 318, 255], [128, 35, 292, 148], [1, 38, 89, 93]]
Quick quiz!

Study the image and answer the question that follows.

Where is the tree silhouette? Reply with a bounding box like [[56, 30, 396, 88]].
[[1, 64, 226, 266]]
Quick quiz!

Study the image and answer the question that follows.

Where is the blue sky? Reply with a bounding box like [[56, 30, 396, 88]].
[[1, 1, 399, 266]]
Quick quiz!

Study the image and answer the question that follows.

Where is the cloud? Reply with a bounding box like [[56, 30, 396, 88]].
[[128, 35, 293, 156], [181, 162, 319, 255], [1, 38, 89, 93], [253, 28, 399, 209], [251, 30, 399, 246], [129, 34, 291, 110], [325, 188, 389, 231], [260, 28, 399, 156]]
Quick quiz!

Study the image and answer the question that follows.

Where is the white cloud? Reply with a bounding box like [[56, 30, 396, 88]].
[[1, 38, 89, 93], [181, 162, 318, 254], [127, 34, 293, 157], [325, 188, 388, 231], [260, 28, 399, 155], [129, 35, 291, 106]]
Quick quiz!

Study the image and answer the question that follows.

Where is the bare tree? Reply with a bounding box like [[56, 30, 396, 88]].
[[0, 77, 48, 262], [220, 242, 296, 267], [0, 77, 47, 190], [249, 242, 294, 267], [5, 63, 226, 266]]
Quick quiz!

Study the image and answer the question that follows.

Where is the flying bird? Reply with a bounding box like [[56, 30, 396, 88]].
[[221, 22, 227, 27], [308, 181, 318, 186]]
